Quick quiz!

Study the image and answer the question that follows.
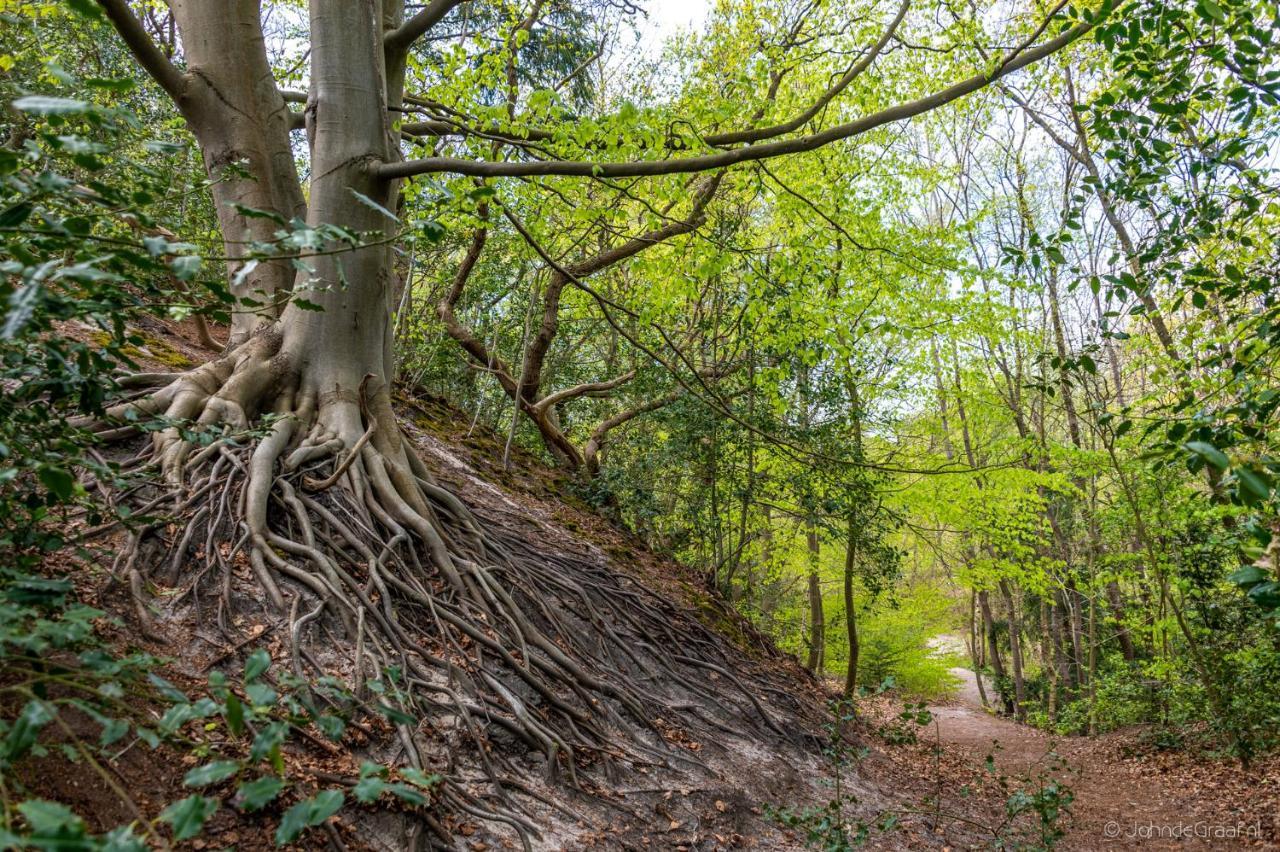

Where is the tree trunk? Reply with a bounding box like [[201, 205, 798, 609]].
[[805, 520, 825, 674], [978, 589, 1010, 715], [168, 0, 306, 345], [999, 579, 1026, 721], [842, 512, 859, 698]]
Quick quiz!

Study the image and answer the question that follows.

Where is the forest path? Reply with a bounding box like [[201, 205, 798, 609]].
[[925, 667, 1265, 850]]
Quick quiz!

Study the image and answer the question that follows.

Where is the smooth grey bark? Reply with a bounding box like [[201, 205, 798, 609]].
[[168, 0, 306, 344]]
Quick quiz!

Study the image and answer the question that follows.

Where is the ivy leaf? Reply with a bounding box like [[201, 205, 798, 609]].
[[184, 760, 240, 787], [275, 790, 345, 845], [235, 776, 286, 811], [160, 795, 217, 841]]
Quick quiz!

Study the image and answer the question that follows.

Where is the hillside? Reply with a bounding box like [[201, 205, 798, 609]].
[[7, 322, 1036, 851]]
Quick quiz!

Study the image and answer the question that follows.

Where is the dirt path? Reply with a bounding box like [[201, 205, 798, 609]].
[[926, 667, 1271, 850]]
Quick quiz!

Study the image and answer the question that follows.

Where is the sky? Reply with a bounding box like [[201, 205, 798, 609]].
[[644, 0, 711, 35], [633, 0, 711, 56]]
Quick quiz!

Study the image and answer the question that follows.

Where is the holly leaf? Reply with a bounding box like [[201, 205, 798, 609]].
[[275, 790, 344, 845], [244, 648, 271, 683], [1184, 441, 1229, 471], [184, 760, 240, 787], [236, 776, 286, 812], [160, 795, 217, 841]]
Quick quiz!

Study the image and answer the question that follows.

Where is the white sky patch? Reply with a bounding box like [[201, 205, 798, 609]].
[[625, 0, 710, 61], [644, 0, 710, 36]]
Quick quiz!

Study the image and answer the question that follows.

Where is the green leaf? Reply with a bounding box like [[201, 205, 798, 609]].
[[376, 703, 416, 726], [1247, 581, 1280, 609], [100, 717, 129, 746], [3, 700, 54, 762], [225, 693, 245, 736], [65, 0, 105, 19], [100, 825, 147, 852], [244, 648, 271, 683], [245, 682, 277, 707], [387, 784, 428, 806], [184, 760, 240, 787], [170, 255, 203, 281], [275, 790, 344, 845], [352, 776, 387, 804], [314, 714, 345, 741], [0, 202, 32, 228], [250, 721, 287, 764], [399, 767, 441, 789], [37, 465, 75, 501], [17, 800, 84, 836], [1234, 467, 1273, 505], [12, 96, 91, 115], [1228, 565, 1267, 588], [349, 188, 400, 223], [148, 673, 188, 703], [1199, 0, 1227, 22], [1184, 441, 1229, 471], [235, 776, 286, 811], [160, 795, 218, 841]]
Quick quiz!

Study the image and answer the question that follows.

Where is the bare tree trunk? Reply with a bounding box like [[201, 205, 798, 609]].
[[1042, 598, 1058, 723], [969, 590, 990, 709], [842, 512, 859, 698], [999, 579, 1026, 721], [978, 590, 1010, 714], [805, 520, 825, 674], [168, 0, 306, 344]]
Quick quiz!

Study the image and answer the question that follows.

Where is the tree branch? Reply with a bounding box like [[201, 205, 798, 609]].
[[378, 13, 1098, 181], [701, 0, 911, 148], [96, 0, 187, 100], [533, 370, 638, 415], [384, 0, 471, 58]]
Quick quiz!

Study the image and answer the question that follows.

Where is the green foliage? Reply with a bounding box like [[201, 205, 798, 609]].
[[0, 75, 437, 844]]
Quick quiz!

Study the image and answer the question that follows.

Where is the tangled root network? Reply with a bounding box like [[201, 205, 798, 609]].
[[87, 331, 802, 848]]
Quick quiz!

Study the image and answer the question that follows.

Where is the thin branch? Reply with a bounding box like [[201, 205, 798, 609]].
[[701, 0, 912, 148], [96, 0, 187, 100], [385, 0, 472, 58], [379, 11, 1099, 181], [534, 369, 638, 415]]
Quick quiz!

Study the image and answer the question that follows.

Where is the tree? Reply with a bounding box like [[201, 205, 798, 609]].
[[81, 0, 1107, 792]]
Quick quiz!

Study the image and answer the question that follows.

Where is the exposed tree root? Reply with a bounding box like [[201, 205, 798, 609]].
[[85, 330, 808, 848]]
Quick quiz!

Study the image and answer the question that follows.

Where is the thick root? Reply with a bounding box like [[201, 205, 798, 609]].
[[91, 333, 805, 847]]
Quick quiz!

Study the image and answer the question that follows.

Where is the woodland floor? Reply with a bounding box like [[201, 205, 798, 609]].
[[860, 666, 1280, 851], [24, 315, 1280, 850]]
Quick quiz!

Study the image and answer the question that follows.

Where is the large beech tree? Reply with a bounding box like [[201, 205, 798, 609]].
[[89, 0, 1107, 813]]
